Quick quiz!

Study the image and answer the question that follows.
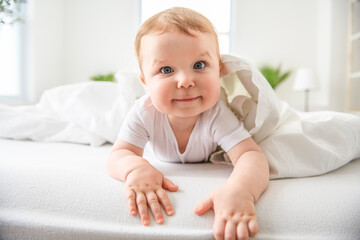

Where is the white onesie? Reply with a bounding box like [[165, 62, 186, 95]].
[[118, 95, 250, 163]]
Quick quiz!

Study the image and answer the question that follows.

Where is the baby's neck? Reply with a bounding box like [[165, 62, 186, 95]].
[[167, 115, 199, 131], [167, 115, 199, 154]]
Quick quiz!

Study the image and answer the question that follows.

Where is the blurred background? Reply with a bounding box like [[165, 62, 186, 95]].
[[0, 0, 359, 113]]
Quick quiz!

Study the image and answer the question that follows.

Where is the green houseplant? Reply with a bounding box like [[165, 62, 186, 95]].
[[259, 64, 291, 89], [90, 73, 115, 82], [0, 0, 26, 25]]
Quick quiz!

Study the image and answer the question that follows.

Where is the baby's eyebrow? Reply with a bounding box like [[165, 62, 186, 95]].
[[198, 51, 213, 60], [151, 59, 167, 67], [150, 51, 213, 67]]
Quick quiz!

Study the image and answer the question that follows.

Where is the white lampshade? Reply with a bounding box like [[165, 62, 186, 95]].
[[293, 68, 317, 91]]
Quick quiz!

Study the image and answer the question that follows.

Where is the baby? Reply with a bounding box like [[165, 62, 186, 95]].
[[108, 7, 269, 240]]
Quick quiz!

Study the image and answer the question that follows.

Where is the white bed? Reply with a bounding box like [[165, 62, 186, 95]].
[[1, 55, 360, 239], [1, 138, 360, 240]]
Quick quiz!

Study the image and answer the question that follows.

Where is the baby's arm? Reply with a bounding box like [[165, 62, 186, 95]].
[[194, 137, 269, 240], [107, 139, 178, 225]]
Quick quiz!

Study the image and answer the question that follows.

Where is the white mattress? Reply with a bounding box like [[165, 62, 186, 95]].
[[1, 138, 360, 240]]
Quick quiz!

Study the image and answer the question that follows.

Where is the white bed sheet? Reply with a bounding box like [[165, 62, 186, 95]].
[[1, 138, 360, 240]]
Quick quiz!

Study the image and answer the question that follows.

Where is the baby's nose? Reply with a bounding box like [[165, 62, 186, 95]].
[[177, 73, 195, 89]]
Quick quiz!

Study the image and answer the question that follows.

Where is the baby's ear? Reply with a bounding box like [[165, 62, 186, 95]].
[[219, 61, 224, 77], [139, 73, 146, 85]]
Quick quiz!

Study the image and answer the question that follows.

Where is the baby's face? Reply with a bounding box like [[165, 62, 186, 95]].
[[139, 30, 221, 120]]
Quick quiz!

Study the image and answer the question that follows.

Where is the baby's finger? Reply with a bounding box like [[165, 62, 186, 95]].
[[146, 192, 164, 224], [162, 177, 178, 192], [236, 222, 249, 240], [248, 218, 259, 238], [193, 194, 213, 215], [224, 221, 236, 240], [212, 216, 225, 240], [136, 192, 150, 226], [125, 187, 137, 215], [156, 188, 175, 216]]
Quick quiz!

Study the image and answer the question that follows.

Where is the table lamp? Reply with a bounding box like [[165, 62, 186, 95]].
[[293, 68, 317, 111]]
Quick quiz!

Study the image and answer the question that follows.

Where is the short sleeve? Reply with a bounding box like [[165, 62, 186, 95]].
[[212, 101, 250, 152], [117, 97, 149, 149]]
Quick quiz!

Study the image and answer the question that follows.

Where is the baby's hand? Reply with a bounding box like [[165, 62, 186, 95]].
[[194, 184, 258, 240], [125, 163, 178, 226]]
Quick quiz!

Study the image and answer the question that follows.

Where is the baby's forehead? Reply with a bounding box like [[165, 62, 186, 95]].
[[141, 29, 216, 47], [141, 31, 217, 52]]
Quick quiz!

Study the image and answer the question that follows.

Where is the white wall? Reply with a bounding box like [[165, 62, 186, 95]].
[[63, 0, 140, 84], [27, 0, 139, 103], [27, 0, 65, 102], [231, 0, 349, 111], [26, 0, 349, 111]]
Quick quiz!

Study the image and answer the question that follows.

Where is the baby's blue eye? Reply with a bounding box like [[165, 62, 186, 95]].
[[160, 66, 173, 74], [194, 61, 206, 70]]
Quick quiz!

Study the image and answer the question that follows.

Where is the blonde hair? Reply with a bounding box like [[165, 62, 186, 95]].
[[135, 7, 220, 65]]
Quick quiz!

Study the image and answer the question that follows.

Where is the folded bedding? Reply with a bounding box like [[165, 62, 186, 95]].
[[0, 139, 359, 240], [214, 55, 360, 178]]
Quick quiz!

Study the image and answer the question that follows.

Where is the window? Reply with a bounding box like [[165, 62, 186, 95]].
[[140, 0, 231, 54], [0, 25, 22, 96], [0, 2, 26, 102]]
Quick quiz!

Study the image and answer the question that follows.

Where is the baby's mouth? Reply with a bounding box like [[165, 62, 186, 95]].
[[174, 96, 200, 102]]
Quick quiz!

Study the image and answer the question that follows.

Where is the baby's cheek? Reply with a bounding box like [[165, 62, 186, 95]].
[[150, 94, 170, 114], [209, 86, 221, 102]]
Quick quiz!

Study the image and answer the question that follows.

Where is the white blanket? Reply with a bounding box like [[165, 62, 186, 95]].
[[213, 55, 360, 178], [0, 55, 359, 179], [0, 72, 145, 147]]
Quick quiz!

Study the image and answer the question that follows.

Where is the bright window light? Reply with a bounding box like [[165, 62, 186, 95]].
[[0, 25, 21, 96], [140, 0, 231, 54]]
